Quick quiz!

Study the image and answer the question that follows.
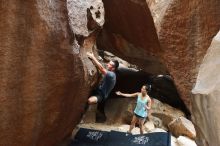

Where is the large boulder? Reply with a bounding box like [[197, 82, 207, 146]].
[[177, 136, 197, 146], [0, 0, 104, 146], [192, 31, 220, 146], [168, 117, 196, 139], [98, 0, 167, 74], [150, 1, 220, 143], [150, 99, 185, 129], [146, 0, 220, 109]]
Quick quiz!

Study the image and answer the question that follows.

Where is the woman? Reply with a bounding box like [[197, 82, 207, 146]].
[[116, 85, 152, 134]]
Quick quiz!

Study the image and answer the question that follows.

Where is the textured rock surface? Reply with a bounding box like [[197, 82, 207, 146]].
[[146, 0, 172, 33], [144, 121, 155, 132], [150, 99, 185, 128], [0, 0, 103, 146], [146, 0, 220, 108], [168, 117, 196, 139], [149, 1, 220, 144], [177, 136, 197, 146], [98, 0, 167, 74], [171, 136, 178, 146], [67, 0, 104, 36], [192, 31, 220, 146]]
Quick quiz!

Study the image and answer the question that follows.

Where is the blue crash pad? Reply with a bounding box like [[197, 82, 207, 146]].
[[69, 128, 108, 146], [69, 128, 171, 146], [106, 130, 171, 146]]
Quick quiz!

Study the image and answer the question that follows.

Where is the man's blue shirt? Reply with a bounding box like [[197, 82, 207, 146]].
[[98, 71, 116, 99]]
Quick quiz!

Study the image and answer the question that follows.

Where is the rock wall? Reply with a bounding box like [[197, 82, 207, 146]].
[[192, 31, 220, 146], [147, 1, 220, 144], [67, 0, 104, 36], [98, 0, 167, 74], [146, 0, 220, 108], [0, 0, 103, 146]]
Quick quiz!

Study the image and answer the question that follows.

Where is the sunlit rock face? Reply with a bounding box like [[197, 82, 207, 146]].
[[147, 1, 220, 145], [146, 0, 220, 108], [98, 0, 167, 75], [192, 31, 220, 146], [67, 0, 104, 36], [0, 0, 104, 146]]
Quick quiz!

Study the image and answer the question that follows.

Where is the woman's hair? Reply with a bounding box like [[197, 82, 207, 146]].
[[143, 84, 151, 92], [113, 60, 119, 70]]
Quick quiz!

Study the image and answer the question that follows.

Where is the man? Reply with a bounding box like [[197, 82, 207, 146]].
[[87, 52, 119, 104]]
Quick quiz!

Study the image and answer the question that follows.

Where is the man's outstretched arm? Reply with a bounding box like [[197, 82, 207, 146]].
[[87, 52, 107, 75]]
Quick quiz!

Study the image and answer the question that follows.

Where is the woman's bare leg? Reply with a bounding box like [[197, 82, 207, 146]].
[[128, 115, 138, 133], [139, 118, 145, 134]]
